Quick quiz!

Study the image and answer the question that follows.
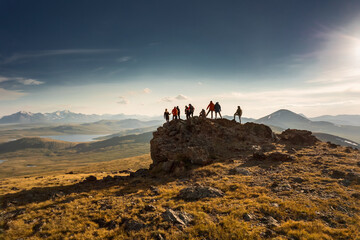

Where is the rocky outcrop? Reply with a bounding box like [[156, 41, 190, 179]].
[[279, 129, 319, 146], [150, 118, 276, 173]]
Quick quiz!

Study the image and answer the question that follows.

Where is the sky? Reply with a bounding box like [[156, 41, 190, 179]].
[[1, 0, 360, 118]]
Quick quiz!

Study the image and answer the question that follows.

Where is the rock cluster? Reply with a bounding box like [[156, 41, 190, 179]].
[[150, 118, 276, 173], [178, 184, 224, 201]]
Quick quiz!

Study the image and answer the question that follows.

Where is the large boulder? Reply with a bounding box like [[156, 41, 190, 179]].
[[279, 129, 319, 146], [150, 118, 276, 173]]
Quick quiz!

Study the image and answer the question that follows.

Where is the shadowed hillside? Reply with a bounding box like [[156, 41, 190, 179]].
[[0, 138, 75, 154]]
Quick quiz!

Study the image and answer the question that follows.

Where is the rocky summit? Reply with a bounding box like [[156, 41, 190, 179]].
[[150, 117, 318, 174]]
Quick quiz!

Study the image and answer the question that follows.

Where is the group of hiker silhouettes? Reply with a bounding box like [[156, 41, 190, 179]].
[[164, 101, 243, 123]]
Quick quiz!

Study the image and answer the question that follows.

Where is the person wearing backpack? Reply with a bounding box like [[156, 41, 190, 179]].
[[214, 102, 222, 119], [164, 109, 171, 122], [189, 104, 195, 118], [172, 107, 178, 120], [234, 106, 242, 123], [177, 106, 181, 119], [206, 101, 215, 119], [199, 109, 206, 119]]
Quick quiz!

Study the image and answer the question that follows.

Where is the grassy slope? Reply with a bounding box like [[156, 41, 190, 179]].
[[1, 142, 359, 239], [0, 133, 152, 178]]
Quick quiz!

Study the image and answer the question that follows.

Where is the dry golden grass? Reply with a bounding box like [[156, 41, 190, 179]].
[[1, 142, 360, 239]]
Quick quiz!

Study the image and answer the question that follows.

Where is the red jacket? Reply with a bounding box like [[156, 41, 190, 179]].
[[172, 108, 178, 115], [207, 102, 215, 111]]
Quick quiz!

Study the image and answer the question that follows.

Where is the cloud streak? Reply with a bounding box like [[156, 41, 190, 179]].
[[1, 49, 121, 64], [0, 76, 44, 85]]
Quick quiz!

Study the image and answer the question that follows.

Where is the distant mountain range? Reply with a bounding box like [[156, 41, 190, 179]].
[[0, 110, 161, 124], [255, 109, 360, 144], [1, 109, 359, 146], [309, 115, 360, 126]]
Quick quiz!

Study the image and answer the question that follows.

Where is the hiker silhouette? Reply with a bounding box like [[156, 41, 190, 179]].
[[199, 109, 206, 119], [206, 101, 215, 119], [234, 106, 242, 123], [214, 102, 222, 119], [177, 106, 180, 119], [164, 109, 170, 122], [172, 107, 178, 120], [189, 104, 194, 118]]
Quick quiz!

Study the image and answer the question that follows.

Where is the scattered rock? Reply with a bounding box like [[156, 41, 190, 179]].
[[344, 147, 352, 153], [178, 185, 224, 201], [266, 152, 295, 162], [261, 216, 280, 228], [11, 187, 19, 191], [106, 220, 117, 230], [93, 218, 118, 230], [32, 221, 44, 233], [149, 186, 160, 195], [346, 172, 360, 184], [84, 175, 97, 182], [252, 152, 267, 160], [130, 168, 149, 178], [243, 213, 255, 221], [327, 142, 338, 148], [270, 203, 279, 208], [123, 219, 146, 231], [261, 228, 276, 238], [252, 152, 294, 162], [119, 169, 132, 174], [66, 171, 74, 174], [271, 182, 292, 192], [2, 209, 25, 220], [229, 167, 251, 175], [290, 177, 305, 183], [162, 208, 193, 227], [331, 170, 346, 179], [100, 204, 113, 210], [144, 205, 156, 212], [351, 193, 360, 199]]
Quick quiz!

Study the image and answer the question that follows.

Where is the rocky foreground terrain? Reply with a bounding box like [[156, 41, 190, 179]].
[[1, 118, 360, 239]]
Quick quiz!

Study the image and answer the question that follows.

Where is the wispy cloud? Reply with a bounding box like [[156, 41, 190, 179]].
[[1, 49, 121, 64], [0, 76, 44, 85], [117, 56, 132, 63], [117, 96, 129, 105]]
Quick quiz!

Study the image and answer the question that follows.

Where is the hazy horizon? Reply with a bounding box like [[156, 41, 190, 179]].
[[1, 0, 360, 118]]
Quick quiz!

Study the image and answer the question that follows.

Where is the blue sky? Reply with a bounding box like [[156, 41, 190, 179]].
[[1, 0, 360, 118]]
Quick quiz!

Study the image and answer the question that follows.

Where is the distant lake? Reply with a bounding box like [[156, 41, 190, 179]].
[[0, 160, 5, 164], [40, 134, 108, 142]]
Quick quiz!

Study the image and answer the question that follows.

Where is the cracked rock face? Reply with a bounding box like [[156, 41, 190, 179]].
[[150, 117, 276, 173]]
